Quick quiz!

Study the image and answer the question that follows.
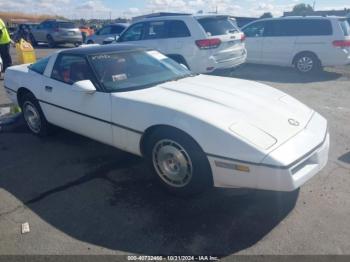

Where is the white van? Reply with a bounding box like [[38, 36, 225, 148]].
[[117, 13, 247, 74], [242, 16, 350, 73]]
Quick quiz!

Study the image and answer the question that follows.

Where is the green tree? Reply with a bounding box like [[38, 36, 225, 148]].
[[260, 12, 273, 19], [292, 3, 314, 15]]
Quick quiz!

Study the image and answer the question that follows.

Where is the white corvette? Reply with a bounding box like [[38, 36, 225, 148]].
[[4, 44, 329, 195]]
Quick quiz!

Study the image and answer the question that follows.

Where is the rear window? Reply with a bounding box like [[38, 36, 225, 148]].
[[58, 22, 76, 29], [339, 19, 350, 36], [197, 16, 239, 36]]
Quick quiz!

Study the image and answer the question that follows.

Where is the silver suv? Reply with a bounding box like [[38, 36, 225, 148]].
[[30, 20, 83, 48]]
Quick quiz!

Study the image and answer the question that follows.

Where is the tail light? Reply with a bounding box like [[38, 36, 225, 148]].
[[195, 38, 221, 49], [333, 40, 350, 47], [241, 33, 246, 42]]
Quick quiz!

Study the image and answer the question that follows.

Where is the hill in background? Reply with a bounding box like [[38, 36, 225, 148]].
[[0, 11, 65, 24]]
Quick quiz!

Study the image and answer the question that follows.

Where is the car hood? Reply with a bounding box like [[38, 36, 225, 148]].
[[117, 74, 314, 150]]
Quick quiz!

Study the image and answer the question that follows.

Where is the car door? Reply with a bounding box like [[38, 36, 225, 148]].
[[41, 54, 113, 145], [34, 22, 47, 42], [242, 21, 266, 63], [261, 20, 297, 66]]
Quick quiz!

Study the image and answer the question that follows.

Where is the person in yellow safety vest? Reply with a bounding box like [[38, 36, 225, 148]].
[[0, 18, 13, 73]]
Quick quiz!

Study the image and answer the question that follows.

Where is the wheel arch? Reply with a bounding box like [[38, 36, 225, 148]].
[[139, 124, 203, 157], [292, 51, 322, 66], [166, 54, 190, 68], [17, 87, 35, 107]]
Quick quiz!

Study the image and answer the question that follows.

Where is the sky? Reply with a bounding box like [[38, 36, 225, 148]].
[[0, 0, 349, 19]]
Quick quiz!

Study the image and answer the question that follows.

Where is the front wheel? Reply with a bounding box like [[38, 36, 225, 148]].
[[21, 93, 50, 137], [145, 128, 213, 196]]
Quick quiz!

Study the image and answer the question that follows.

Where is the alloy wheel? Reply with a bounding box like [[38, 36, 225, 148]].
[[152, 139, 193, 188]]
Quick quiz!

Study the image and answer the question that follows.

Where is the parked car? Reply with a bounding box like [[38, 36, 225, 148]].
[[242, 16, 350, 73], [117, 13, 247, 74], [29, 19, 83, 48], [85, 23, 128, 45], [4, 44, 329, 195], [14, 23, 39, 42]]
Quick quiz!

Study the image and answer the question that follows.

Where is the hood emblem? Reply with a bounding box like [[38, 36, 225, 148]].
[[288, 119, 300, 126]]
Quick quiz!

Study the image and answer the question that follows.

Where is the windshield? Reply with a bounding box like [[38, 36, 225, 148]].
[[339, 19, 350, 36], [88, 50, 191, 92], [197, 16, 239, 36]]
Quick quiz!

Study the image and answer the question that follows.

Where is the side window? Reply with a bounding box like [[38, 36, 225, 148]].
[[243, 21, 265, 37], [99, 26, 111, 35], [144, 21, 166, 40], [51, 55, 93, 85], [299, 20, 333, 36], [29, 57, 50, 75], [119, 23, 145, 42], [167, 20, 191, 38], [264, 20, 297, 37]]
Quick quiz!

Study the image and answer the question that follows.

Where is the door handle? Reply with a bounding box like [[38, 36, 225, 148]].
[[45, 86, 53, 92]]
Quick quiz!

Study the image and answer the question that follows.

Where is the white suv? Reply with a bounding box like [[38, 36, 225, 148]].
[[242, 16, 350, 73], [117, 14, 247, 74]]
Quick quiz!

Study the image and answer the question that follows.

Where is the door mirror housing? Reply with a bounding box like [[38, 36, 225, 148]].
[[73, 80, 96, 94], [102, 36, 117, 45]]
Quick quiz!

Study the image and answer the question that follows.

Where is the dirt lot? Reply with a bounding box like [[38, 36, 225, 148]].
[[0, 46, 350, 256]]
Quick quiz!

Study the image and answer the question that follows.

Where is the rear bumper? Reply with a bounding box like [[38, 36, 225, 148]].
[[52, 35, 83, 43], [209, 50, 247, 71], [189, 49, 247, 73], [321, 48, 350, 66]]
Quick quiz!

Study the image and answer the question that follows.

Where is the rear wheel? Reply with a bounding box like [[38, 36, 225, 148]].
[[47, 35, 56, 48], [145, 128, 213, 195], [294, 53, 321, 74], [21, 93, 50, 137]]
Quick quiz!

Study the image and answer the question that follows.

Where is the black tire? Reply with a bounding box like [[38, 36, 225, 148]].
[[20, 93, 50, 137], [87, 40, 94, 45], [145, 128, 213, 196], [30, 34, 37, 47], [47, 35, 56, 48], [294, 52, 321, 74]]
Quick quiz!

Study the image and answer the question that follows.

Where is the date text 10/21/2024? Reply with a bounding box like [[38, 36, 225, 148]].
[[127, 256, 219, 261]]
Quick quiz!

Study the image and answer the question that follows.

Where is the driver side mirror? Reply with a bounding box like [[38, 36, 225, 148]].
[[103, 36, 117, 45], [73, 80, 96, 94]]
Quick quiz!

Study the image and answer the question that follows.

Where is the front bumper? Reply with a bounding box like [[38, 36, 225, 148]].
[[208, 111, 329, 192], [209, 133, 329, 191]]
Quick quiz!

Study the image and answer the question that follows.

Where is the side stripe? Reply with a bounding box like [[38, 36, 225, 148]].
[[38, 99, 143, 135]]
